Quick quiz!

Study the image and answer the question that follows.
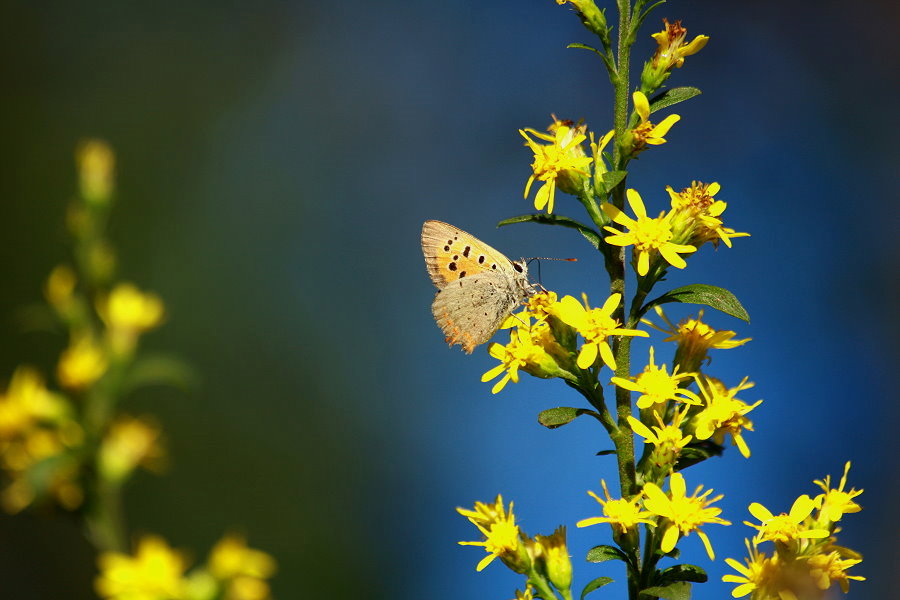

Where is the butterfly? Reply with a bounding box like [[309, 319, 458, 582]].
[[422, 220, 535, 353]]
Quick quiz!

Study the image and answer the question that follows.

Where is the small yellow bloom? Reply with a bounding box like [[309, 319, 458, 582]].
[[512, 586, 534, 600], [628, 91, 680, 153], [627, 408, 692, 466], [457, 495, 522, 572], [98, 282, 165, 355], [602, 189, 696, 276], [806, 550, 865, 593], [209, 535, 277, 581], [723, 540, 787, 599], [813, 462, 863, 523], [577, 479, 653, 533], [642, 307, 750, 373], [95, 535, 188, 600], [99, 415, 165, 482], [611, 346, 699, 409], [77, 138, 116, 205], [667, 181, 750, 248], [0, 366, 71, 437], [45, 265, 77, 311], [482, 322, 553, 394], [521, 117, 593, 214], [650, 19, 709, 71], [57, 335, 108, 390], [552, 293, 648, 370], [534, 526, 572, 591], [692, 376, 761, 458], [642, 472, 730, 560], [744, 495, 831, 545]]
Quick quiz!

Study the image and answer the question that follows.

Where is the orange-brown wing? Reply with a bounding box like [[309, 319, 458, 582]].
[[421, 220, 515, 288]]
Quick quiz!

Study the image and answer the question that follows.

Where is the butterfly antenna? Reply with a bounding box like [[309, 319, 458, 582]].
[[526, 257, 577, 288]]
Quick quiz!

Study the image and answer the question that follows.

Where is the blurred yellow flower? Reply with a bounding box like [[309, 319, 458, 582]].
[[45, 264, 78, 312], [95, 535, 188, 600], [813, 462, 863, 523], [209, 534, 277, 581], [98, 283, 165, 355], [57, 335, 108, 390], [77, 138, 116, 205], [99, 415, 165, 483]]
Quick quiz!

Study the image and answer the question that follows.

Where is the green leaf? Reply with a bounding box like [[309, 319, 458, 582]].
[[122, 354, 198, 394], [586, 545, 627, 563], [648, 87, 702, 114], [538, 407, 594, 429], [596, 449, 616, 456], [641, 284, 749, 322], [581, 577, 614, 599], [641, 582, 691, 600], [568, 42, 603, 55], [675, 440, 724, 471], [658, 564, 708, 584], [498, 214, 602, 250], [598, 170, 627, 195]]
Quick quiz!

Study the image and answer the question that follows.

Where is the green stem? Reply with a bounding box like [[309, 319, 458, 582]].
[[85, 479, 126, 552], [610, 0, 636, 506], [528, 570, 561, 600]]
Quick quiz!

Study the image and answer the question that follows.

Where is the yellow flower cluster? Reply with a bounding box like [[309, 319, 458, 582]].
[[481, 291, 647, 394], [458, 496, 573, 596], [724, 463, 865, 599], [95, 534, 277, 600]]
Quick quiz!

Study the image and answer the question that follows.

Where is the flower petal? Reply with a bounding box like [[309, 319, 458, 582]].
[[633, 91, 650, 122]]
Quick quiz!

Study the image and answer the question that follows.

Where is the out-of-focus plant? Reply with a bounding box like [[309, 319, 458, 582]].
[[439, 2, 866, 599], [1, 140, 277, 599]]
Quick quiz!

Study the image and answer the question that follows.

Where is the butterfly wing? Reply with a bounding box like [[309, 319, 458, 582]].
[[431, 271, 525, 353], [422, 220, 517, 288]]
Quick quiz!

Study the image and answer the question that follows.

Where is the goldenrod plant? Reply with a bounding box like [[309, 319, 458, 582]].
[[0, 140, 277, 599], [443, 2, 865, 599]]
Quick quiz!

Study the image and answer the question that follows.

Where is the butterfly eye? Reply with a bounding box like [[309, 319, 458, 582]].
[[513, 262, 524, 273]]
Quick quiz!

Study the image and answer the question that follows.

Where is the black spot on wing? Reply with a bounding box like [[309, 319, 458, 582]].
[[448, 262, 457, 271]]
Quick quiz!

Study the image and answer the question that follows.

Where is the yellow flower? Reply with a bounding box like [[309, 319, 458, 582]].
[[45, 264, 78, 312], [209, 535, 277, 581], [457, 495, 522, 572], [667, 181, 750, 248], [552, 293, 648, 370], [481, 321, 555, 394], [723, 540, 787, 599], [813, 462, 863, 524], [642, 472, 730, 560], [602, 189, 696, 276], [533, 526, 572, 591], [628, 91, 680, 153], [627, 408, 692, 465], [0, 366, 71, 437], [57, 335, 108, 390], [611, 346, 699, 409], [95, 535, 188, 600], [692, 376, 761, 458], [99, 415, 165, 482], [577, 479, 653, 533], [524, 290, 558, 321], [806, 550, 865, 594], [77, 138, 116, 205], [642, 307, 750, 373], [512, 586, 534, 600], [98, 283, 165, 355], [521, 117, 593, 214], [745, 495, 831, 545], [650, 19, 709, 71]]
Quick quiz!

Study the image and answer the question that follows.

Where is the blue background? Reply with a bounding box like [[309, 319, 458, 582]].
[[0, 0, 896, 598]]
